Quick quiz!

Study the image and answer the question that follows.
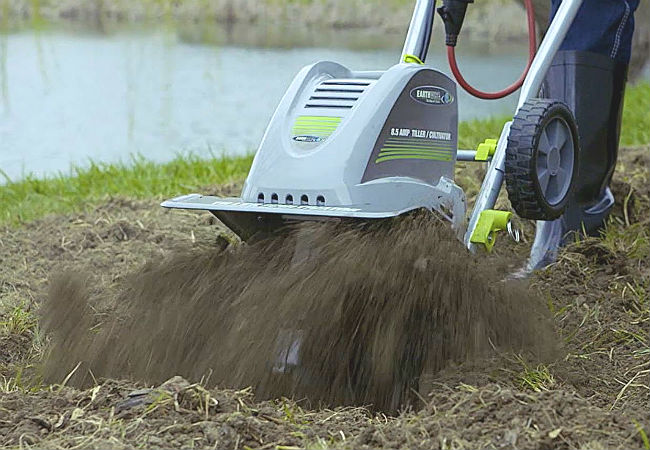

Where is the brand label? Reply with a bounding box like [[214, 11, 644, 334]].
[[410, 86, 454, 105], [292, 135, 323, 143]]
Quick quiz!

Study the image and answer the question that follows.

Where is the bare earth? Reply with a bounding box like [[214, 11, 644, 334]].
[[0, 147, 648, 449]]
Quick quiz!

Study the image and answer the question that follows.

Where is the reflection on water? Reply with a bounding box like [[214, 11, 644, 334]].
[[0, 21, 533, 182]]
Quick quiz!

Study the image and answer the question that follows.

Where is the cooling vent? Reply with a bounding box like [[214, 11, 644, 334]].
[[305, 78, 374, 110]]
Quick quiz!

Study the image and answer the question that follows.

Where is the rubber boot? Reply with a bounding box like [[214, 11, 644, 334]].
[[528, 51, 628, 271]]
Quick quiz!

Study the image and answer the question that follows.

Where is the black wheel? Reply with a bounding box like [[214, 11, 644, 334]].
[[505, 98, 579, 220]]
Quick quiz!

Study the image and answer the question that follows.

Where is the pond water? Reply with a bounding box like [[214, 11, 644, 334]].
[[1, 21, 539, 182]]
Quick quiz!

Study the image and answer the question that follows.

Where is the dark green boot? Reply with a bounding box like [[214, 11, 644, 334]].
[[529, 51, 628, 270]]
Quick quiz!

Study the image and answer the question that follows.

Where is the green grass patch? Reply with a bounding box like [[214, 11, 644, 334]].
[[0, 154, 253, 226], [621, 82, 650, 148], [512, 355, 556, 392], [0, 305, 37, 336], [1, 83, 647, 227], [458, 115, 510, 150]]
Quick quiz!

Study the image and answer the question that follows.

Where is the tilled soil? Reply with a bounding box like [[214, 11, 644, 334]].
[[0, 147, 648, 449], [39, 213, 558, 412]]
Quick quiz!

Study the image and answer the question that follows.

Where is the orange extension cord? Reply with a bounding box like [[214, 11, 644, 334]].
[[447, 0, 537, 99]]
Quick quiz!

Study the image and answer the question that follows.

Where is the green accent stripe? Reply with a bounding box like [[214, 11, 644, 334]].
[[292, 133, 334, 137], [377, 152, 452, 158], [383, 144, 452, 152], [293, 123, 340, 127], [385, 144, 453, 149], [294, 123, 338, 126], [379, 148, 452, 154], [292, 129, 338, 134], [292, 132, 335, 137], [375, 154, 453, 163], [293, 123, 340, 128], [293, 123, 341, 127], [381, 148, 453, 153], [292, 116, 342, 139]]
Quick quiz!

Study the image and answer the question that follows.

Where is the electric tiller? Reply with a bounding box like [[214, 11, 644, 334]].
[[163, 0, 587, 266]]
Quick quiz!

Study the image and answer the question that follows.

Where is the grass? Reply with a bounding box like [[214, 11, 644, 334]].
[[621, 82, 650, 148], [504, 354, 556, 392], [517, 364, 556, 392], [0, 303, 43, 395], [0, 153, 253, 226], [1, 83, 648, 227], [635, 420, 650, 450], [1, 303, 37, 336]]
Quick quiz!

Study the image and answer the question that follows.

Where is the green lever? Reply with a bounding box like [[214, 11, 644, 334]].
[[469, 209, 512, 252]]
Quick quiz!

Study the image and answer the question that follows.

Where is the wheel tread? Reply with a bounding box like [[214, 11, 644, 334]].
[[505, 98, 579, 220]]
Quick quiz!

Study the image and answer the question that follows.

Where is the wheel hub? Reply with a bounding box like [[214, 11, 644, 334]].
[[547, 146, 561, 176]]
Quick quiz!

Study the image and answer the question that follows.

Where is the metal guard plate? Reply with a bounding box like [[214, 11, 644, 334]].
[[161, 194, 417, 219]]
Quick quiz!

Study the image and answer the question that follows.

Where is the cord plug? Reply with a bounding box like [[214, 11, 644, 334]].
[[437, 0, 473, 47]]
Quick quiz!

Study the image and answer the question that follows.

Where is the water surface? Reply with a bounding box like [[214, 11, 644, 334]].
[[1, 22, 536, 182]]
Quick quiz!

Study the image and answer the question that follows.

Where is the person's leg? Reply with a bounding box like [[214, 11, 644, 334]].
[[552, 0, 639, 64], [529, 0, 639, 271]]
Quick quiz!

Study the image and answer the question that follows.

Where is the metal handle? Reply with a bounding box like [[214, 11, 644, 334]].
[[401, 0, 436, 64], [464, 0, 584, 252], [516, 0, 583, 110]]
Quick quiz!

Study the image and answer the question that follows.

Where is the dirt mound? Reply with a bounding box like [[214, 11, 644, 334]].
[[41, 214, 556, 412]]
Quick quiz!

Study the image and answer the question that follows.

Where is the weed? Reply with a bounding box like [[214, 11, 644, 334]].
[[635, 420, 650, 450], [512, 355, 556, 392], [0, 366, 43, 394], [283, 400, 301, 425], [599, 221, 650, 260], [0, 305, 36, 336]]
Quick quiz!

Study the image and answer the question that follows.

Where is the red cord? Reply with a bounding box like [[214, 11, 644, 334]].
[[447, 0, 537, 100]]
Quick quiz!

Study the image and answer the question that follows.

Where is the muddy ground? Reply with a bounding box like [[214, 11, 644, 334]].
[[0, 147, 648, 449]]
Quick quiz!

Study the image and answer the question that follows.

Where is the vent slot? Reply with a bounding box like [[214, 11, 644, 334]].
[[309, 96, 359, 101], [321, 80, 371, 86], [315, 88, 365, 94], [305, 104, 353, 109], [304, 78, 375, 111]]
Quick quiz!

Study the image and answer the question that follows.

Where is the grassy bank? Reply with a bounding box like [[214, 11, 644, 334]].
[[2, 0, 527, 39], [1, 82, 648, 227]]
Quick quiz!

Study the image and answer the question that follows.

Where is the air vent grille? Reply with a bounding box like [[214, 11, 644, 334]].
[[305, 78, 374, 110]]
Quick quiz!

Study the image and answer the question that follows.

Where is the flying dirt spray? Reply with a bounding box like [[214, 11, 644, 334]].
[[42, 215, 557, 412]]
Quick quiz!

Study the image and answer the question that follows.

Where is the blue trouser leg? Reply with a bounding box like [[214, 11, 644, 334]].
[[550, 0, 639, 64], [546, 0, 639, 209], [528, 0, 639, 271]]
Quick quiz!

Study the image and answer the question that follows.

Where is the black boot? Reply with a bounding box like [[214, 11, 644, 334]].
[[529, 51, 628, 270]]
